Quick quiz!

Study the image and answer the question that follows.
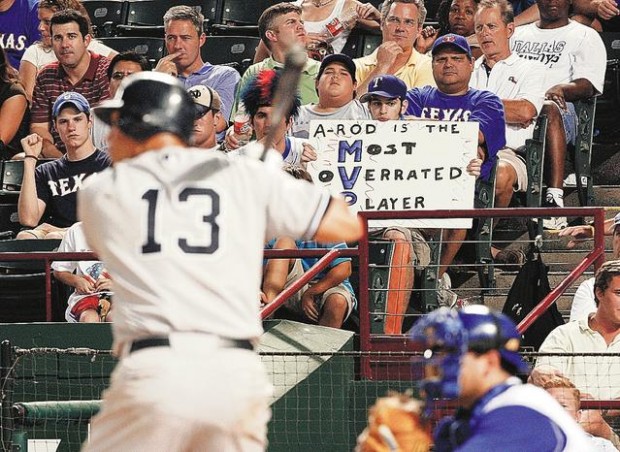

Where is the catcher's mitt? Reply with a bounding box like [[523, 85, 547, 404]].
[[98, 294, 112, 322], [356, 391, 431, 452]]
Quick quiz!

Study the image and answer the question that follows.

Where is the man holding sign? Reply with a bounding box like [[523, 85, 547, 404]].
[[405, 33, 507, 286]]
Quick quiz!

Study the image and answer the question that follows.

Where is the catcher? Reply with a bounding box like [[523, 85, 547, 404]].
[[52, 221, 113, 322], [356, 390, 431, 452], [409, 306, 592, 451]]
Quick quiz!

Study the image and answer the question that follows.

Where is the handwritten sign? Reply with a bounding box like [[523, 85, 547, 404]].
[[308, 119, 479, 228]]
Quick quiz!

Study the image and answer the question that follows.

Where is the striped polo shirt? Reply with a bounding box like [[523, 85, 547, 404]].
[[31, 51, 111, 153]]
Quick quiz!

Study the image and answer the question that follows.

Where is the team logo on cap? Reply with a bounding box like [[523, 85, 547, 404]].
[[372, 77, 382, 89], [188, 88, 202, 99], [62, 93, 73, 100], [443, 35, 456, 42]]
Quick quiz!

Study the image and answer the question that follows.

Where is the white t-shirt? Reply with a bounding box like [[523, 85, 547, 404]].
[[227, 137, 308, 167], [511, 20, 606, 94], [536, 318, 620, 399], [21, 40, 115, 70], [293, 0, 352, 54], [569, 277, 596, 322], [471, 53, 546, 150], [292, 99, 371, 139], [51, 221, 112, 322], [78, 146, 331, 348]]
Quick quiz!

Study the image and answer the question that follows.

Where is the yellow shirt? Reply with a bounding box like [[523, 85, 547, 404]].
[[354, 48, 435, 89]]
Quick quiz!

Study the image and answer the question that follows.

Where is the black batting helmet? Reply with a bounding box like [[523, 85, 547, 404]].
[[94, 72, 195, 143]]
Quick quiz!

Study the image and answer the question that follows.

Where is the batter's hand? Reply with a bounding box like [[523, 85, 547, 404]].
[[154, 52, 181, 77], [301, 292, 320, 322], [20, 133, 44, 159]]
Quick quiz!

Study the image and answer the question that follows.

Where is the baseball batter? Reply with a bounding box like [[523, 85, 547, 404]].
[[78, 72, 362, 451]]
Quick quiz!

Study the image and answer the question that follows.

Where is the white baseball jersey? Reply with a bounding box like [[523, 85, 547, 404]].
[[51, 221, 111, 322], [471, 53, 546, 150], [78, 146, 331, 348], [511, 20, 607, 94]]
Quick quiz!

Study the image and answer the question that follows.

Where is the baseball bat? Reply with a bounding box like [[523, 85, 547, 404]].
[[260, 44, 308, 161]]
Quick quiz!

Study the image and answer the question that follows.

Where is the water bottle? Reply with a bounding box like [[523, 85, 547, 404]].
[[324, 3, 358, 40], [233, 112, 252, 147]]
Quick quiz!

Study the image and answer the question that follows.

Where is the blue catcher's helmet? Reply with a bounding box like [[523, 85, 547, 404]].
[[410, 306, 529, 401]]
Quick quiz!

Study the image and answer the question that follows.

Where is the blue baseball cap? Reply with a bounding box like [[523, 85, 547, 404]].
[[431, 33, 472, 57], [359, 75, 407, 102], [52, 91, 91, 118]]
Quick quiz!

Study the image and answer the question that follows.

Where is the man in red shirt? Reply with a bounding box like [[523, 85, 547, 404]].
[[30, 9, 110, 158]]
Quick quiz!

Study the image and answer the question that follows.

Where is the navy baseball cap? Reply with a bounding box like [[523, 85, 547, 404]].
[[359, 75, 407, 102], [318, 53, 357, 82], [431, 33, 472, 57], [52, 91, 91, 118]]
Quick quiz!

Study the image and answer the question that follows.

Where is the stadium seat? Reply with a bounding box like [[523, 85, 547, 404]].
[[0, 239, 70, 322], [98, 36, 164, 65], [116, 0, 210, 37], [0, 160, 24, 197], [220, 0, 279, 25], [82, 0, 127, 37], [201, 35, 260, 74], [0, 239, 61, 273]]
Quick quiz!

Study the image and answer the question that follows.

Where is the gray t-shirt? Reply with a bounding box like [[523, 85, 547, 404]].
[[292, 100, 371, 139]]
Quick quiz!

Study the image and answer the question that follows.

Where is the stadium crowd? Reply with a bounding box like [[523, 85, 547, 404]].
[[0, 0, 618, 448]]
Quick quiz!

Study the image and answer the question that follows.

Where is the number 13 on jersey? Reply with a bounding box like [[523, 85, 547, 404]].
[[141, 187, 220, 254]]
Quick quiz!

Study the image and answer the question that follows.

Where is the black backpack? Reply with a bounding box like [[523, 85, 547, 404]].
[[502, 247, 565, 350]]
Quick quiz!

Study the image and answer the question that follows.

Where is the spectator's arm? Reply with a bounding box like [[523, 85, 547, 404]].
[[30, 122, 62, 158], [514, 3, 540, 25], [573, 0, 619, 20], [502, 99, 537, 129], [314, 198, 363, 243], [17, 134, 46, 227], [0, 95, 28, 146], [301, 261, 352, 322], [354, 0, 381, 30], [53, 270, 96, 294], [304, 260, 352, 298], [18, 60, 37, 102], [528, 364, 565, 386], [355, 41, 402, 96], [569, 279, 597, 322], [546, 78, 596, 111], [253, 39, 270, 64]]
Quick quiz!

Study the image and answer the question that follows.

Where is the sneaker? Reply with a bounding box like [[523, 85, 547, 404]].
[[563, 173, 588, 188], [437, 273, 458, 309], [542, 194, 568, 230], [494, 248, 526, 271]]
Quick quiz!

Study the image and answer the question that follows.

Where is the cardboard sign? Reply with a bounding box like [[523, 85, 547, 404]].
[[308, 119, 479, 228]]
